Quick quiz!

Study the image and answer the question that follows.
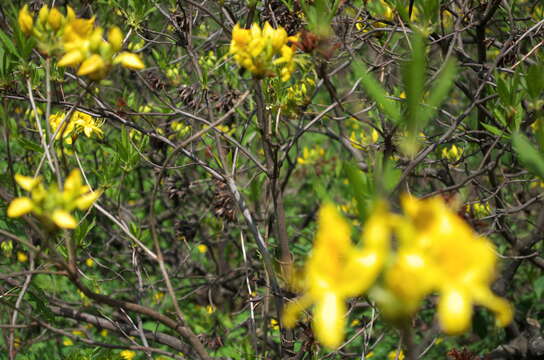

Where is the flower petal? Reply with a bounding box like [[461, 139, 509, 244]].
[[7, 197, 34, 218], [438, 287, 472, 335], [15, 174, 41, 192], [114, 52, 145, 70], [313, 292, 346, 348], [51, 209, 77, 229]]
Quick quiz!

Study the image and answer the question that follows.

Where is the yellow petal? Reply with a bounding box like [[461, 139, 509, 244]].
[[75, 190, 102, 210], [282, 294, 313, 328], [18, 5, 34, 35], [64, 169, 82, 193], [114, 52, 145, 70], [313, 292, 346, 348], [108, 26, 123, 52], [51, 210, 77, 229], [77, 54, 106, 76], [438, 288, 472, 335], [7, 197, 34, 218], [14, 174, 41, 192], [58, 51, 84, 67], [472, 287, 513, 328]]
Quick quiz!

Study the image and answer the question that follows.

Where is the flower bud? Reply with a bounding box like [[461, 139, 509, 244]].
[[108, 26, 123, 52], [18, 5, 34, 35], [38, 5, 49, 25]]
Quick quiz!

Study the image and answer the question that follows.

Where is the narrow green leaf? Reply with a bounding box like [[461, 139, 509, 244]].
[[402, 32, 426, 130], [0, 30, 21, 60], [423, 59, 457, 123], [353, 61, 401, 122], [512, 132, 544, 180]]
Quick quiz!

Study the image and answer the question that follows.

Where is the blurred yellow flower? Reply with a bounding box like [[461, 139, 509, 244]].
[[120, 350, 136, 360], [387, 350, 405, 360], [441, 144, 463, 162], [18, 5, 33, 35], [197, 244, 208, 253], [283, 203, 390, 348], [17, 251, 28, 263]]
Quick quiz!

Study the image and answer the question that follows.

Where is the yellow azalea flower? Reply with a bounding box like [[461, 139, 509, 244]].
[[120, 350, 136, 360], [7, 169, 101, 230], [229, 22, 299, 81], [59, 14, 144, 80], [47, 8, 63, 30], [18, 5, 33, 35], [282, 203, 390, 348], [441, 144, 463, 162], [72, 111, 104, 139], [197, 244, 208, 253], [398, 195, 513, 334], [85, 258, 95, 267]]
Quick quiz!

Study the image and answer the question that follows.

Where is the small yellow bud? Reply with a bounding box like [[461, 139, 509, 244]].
[[47, 8, 63, 30], [18, 5, 34, 35], [108, 26, 123, 52], [7, 197, 34, 218], [51, 209, 77, 229], [114, 52, 145, 70], [38, 5, 49, 25], [58, 51, 84, 67]]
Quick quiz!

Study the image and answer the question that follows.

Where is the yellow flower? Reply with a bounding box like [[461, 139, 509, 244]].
[[297, 146, 325, 165], [282, 203, 390, 348], [197, 244, 208, 253], [120, 350, 136, 360], [398, 195, 512, 334], [387, 350, 405, 360], [229, 22, 299, 81], [17, 251, 28, 263], [441, 144, 463, 162], [7, 170, 101, 230], [270, 318, 280, 330], [18, 5, 34, 35], [206, 305, 216, 314], [63, 338, 74, 346], [100, 329, 108, 337], [153, 292, 164, 304], [85, 258, 95, 267]]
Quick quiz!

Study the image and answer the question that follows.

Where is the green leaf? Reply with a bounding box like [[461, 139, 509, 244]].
[[353, 61, 401, 122], [422, 59, 457, 124], [535, 276, 544, 299], [402, 32, 426, 130], [0, 29, 21, 60], [481, 122, 506, 138], [344, 162, 373, 222], [512, 132, 544, 180]]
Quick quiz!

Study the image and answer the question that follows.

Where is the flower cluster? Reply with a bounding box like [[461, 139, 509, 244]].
[[18, 5, 144, 80], [297, 146, 325, 165], [283, 195, 512, 348], [49, 111, 104, 144], [229, 22, 300, 82], [7, 169, 101, 230], [441, 144, 463, 162]]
